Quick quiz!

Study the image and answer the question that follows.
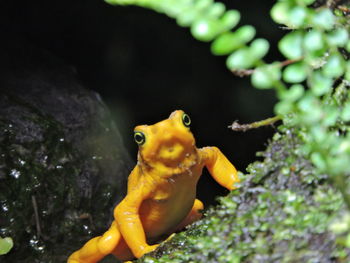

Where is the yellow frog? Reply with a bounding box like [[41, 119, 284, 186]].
[[68, 110, 239, 263]]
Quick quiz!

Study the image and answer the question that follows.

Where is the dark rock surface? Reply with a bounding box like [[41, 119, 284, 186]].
[[0, 38, 132, 262]]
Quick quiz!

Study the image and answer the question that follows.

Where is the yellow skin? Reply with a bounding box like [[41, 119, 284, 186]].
[[68, 110, 239, 263]]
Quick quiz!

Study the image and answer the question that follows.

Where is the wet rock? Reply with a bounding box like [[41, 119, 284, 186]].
[[0, 39, 132, 262]]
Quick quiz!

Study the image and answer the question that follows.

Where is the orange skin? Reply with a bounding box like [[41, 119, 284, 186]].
[[68, 110, 239, 263]]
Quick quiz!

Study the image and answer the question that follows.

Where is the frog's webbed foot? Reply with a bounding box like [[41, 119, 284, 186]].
[[68, 221, 121, 263]]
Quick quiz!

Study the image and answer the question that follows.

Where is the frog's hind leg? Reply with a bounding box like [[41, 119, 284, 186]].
[[68, 221, 122, 263], [171, 199, 204, 233]]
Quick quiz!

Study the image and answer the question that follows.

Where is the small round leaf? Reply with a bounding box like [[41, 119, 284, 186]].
[[283, 62, 308, 83], [211, 25, 255, 55], [250, 38, 270, 59], [220, 10, 240, 31], [304, 29, 325, 52], [341, 102, 350, 121], [206, 2, 226, 18], [322, 53, 345, 78], [191, 19, 220, 42], [251, 65, 281, 89], [226, 48, 254, 69], [271, 2, 291, 25], [279, 31, 303, 59], [297, 0, 316, 5], [280, 84, 305, 102], [327, 28, 349, 47], [289, 6, 308, 27], [311, 8, 334, 30], [345, 61, 350, 81], [310, 71, 332, 96]]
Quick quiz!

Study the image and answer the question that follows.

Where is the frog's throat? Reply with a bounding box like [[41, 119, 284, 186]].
[[137, 150, 200, 178]]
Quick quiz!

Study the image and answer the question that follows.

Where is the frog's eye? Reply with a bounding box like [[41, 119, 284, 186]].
[[182, 113, 191, 127], [134, 131, 146, 145]]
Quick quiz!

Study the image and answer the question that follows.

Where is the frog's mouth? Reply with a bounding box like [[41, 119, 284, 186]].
[[158, 142, 185, 161]]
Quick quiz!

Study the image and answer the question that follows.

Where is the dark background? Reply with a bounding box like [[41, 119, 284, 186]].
[[0, 0, 283, 203]]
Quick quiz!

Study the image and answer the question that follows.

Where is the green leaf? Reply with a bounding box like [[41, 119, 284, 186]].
[[191, 19, 220, 42], [211, 25, 255, 55], [322, 105, 339, 126], [328, 155, 350, 175], [303, 29, 325, 52], [297, 0, 316, 5], [275, 100, 293, 115], [279, 31, 303, 59], [250, 38, 269, 59], [310, 126, 327, 143], [345, 61, 350, 82], [346, 42, 350, 53], [310, 71, 332, 96], [206, 2, 226, 19], [322, 53, 345, 78], [195, 0, 213, 10], [251, 64, 281, 89], [341, 102, 350, 121], [311, 152, 327, 171], [220, 10, 240, 31], [177, 9, 199, 27], [271, 2, 291, 25], [297, 93, 323, 123], [226, 48, 254, 69], [311, 8, 334, 30], [283, 62, 308, 83], [289, 6, 308, 27], [327, 28, 349, 47], [280, 84, 305, 102], [0, 237, 13, 255]]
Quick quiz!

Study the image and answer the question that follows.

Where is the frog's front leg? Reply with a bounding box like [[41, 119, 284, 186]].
[[199, 146, 239, 190]]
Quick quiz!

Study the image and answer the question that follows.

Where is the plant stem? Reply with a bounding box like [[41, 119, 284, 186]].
[[229, 115, 282, 132]]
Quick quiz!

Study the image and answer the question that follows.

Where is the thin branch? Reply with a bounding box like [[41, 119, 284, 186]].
[[231, 58, 303, 77], [229, 115, 282, 132], [279, 58, 302, 67], [31, 195, 42, 239], [231, 69, 255, 77]]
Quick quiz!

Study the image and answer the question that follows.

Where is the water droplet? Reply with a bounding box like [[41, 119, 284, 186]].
[[2, 203, 8, 212], [29, 237, 45, 251], [10, 169, 20, 179]]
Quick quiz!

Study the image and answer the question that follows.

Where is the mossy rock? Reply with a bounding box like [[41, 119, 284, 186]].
[[137, 128, 349, 263], [0, 40, 132, 262]]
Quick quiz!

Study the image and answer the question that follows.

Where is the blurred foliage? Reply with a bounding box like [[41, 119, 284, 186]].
[[105, 0, 350, 261]]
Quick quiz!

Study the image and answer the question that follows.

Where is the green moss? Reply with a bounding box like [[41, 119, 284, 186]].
[[136, 128, 349, 262]]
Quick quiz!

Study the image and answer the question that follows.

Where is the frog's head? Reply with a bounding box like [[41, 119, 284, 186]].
[[134, 110, 196, 167]]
